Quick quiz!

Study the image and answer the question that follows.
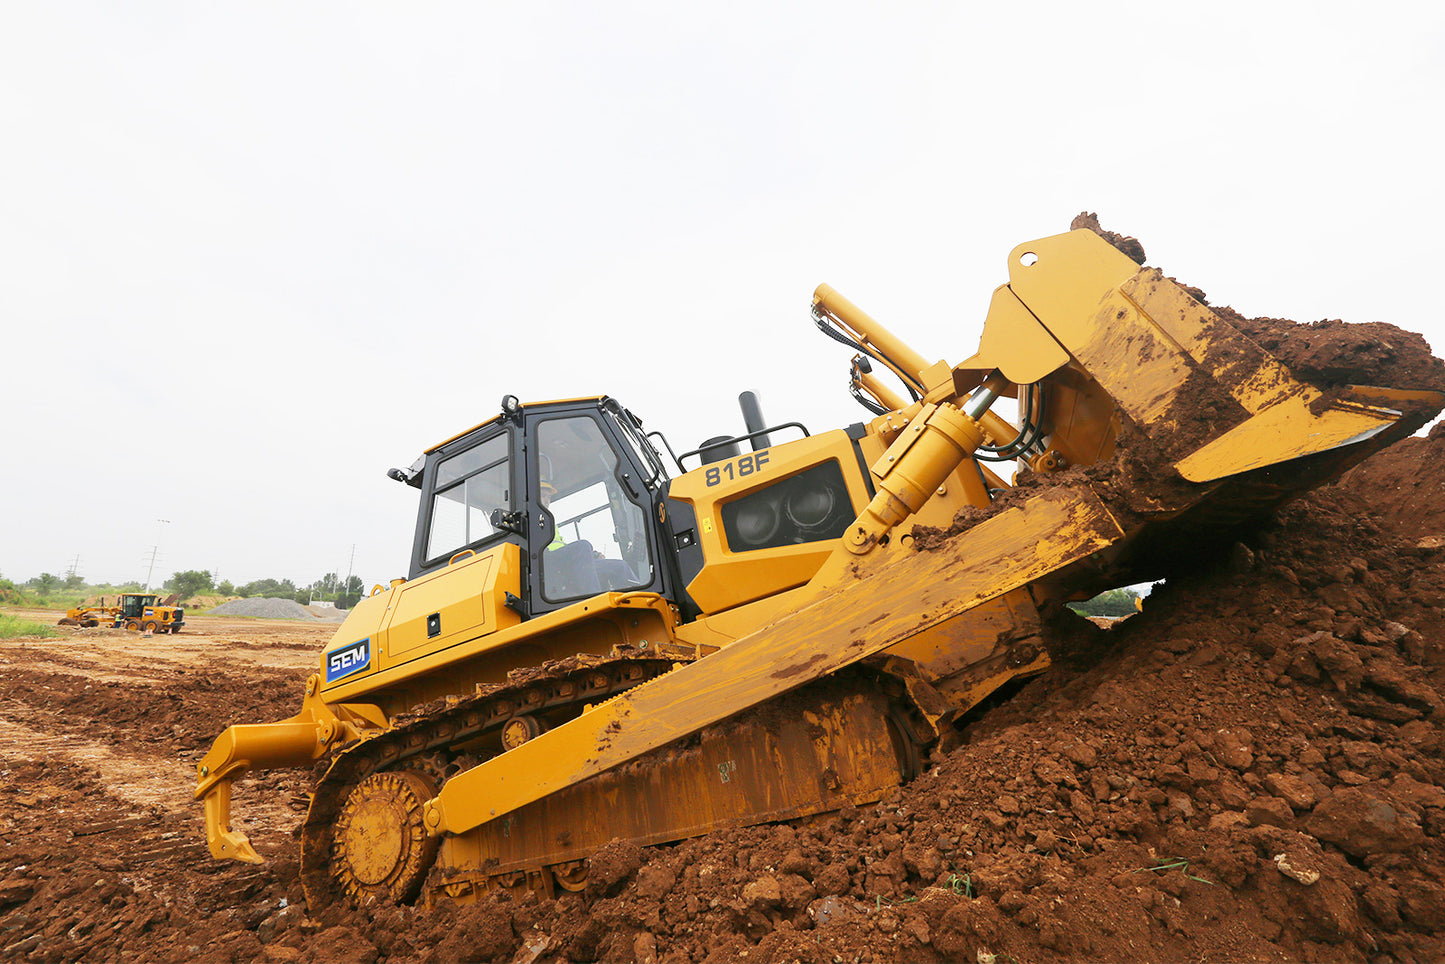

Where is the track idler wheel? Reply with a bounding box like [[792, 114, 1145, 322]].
[[551, 859, 588, 893], [331, 770, 440, 905]]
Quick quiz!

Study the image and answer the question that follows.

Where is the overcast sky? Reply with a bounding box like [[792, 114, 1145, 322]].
[[2, 2, 1442, 590]]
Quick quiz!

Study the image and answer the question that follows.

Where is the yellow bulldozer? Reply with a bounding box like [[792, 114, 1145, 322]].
[[195, 227, 1443, 910], [59, 593, 185, 633]]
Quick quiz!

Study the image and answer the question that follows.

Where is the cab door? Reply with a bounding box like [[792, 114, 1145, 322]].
[[523, 405, 663, 616]]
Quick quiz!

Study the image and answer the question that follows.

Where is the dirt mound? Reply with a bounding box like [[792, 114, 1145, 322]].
[[3, 664, 306, 758], [183, 594, 233, 612], [206, 597, 347, 622], [1339, 421, 1445, 541]]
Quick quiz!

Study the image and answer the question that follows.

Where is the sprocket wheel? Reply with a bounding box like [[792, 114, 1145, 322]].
[[330, 770, 440, 905]]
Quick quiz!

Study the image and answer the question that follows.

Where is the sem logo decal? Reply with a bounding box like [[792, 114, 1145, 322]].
[[326, 638, 371, 683]]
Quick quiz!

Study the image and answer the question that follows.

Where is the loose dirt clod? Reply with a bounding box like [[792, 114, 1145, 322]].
[[4, 229, 1445, 962], [1071, 211, 1146, 264]]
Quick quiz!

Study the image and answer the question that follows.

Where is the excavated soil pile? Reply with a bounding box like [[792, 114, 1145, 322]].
[[3, 230, 1445, 961], [207, 597, 349, 623]]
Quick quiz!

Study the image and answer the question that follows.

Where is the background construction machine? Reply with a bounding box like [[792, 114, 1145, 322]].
[[195, 226, 1443, 910], [58, 593, 185, 633], [57, 603, 112, 628]]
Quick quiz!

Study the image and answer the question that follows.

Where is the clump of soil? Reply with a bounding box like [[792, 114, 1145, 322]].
[[1071, 211, 1146, 264], [1220, 310, 1445, 395]]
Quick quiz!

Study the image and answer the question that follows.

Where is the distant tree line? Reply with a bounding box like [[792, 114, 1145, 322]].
[[0, 568, 364, 611], [17, 572, 87, 594], [1, 570, 143, 608], [163, 570, 364, 609], [1067, 587, 1142, 617]]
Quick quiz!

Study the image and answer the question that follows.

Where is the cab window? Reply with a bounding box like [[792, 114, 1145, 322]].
[[537, 416, 653, 602], [426, 433, 509, 562]]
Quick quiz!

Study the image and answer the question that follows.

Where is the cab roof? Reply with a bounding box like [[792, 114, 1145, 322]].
[[423, 395, 607, 454]]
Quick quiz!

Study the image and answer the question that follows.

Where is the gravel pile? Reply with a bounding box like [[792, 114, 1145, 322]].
[[205, 597, 350, 622]]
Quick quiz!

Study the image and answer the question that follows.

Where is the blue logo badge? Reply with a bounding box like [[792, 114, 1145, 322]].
[[326, 638, 371, 683]]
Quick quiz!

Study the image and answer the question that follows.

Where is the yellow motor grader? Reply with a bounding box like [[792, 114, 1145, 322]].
[[195, 227, 1443, 909], [59, 593, 185, 633]]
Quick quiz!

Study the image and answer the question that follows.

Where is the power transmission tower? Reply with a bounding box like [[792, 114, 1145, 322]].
[[143, 547, 160, 592], [345, 544, 357, 606], [143, 519, 171, 591]]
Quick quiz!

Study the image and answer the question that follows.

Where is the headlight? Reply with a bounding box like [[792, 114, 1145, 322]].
[[785, 487, 837, 529], [732, 500, 780, 546], [720, 461, 854, 552]]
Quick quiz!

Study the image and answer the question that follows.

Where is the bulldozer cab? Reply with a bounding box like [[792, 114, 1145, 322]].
[[119, 594, 159, 619], [406, 396, 678, 619]]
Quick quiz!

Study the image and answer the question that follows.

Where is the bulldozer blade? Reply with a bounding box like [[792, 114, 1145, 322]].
[[425, 486, 1125, 839], [953, 230, 1443, 491]]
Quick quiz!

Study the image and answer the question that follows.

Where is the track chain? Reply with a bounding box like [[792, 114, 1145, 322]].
[[299, 652, 684, 909]]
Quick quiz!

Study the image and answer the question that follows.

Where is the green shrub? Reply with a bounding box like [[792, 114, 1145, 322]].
[[0, 614, 59, 639]]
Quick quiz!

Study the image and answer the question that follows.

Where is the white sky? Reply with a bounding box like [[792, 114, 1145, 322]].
[[2, 2, 1442, 588]]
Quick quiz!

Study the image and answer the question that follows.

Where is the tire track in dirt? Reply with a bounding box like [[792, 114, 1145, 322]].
[[0, 714, 191, 811], [0, 695, 306, 852], [0, 656, 156, 686]]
